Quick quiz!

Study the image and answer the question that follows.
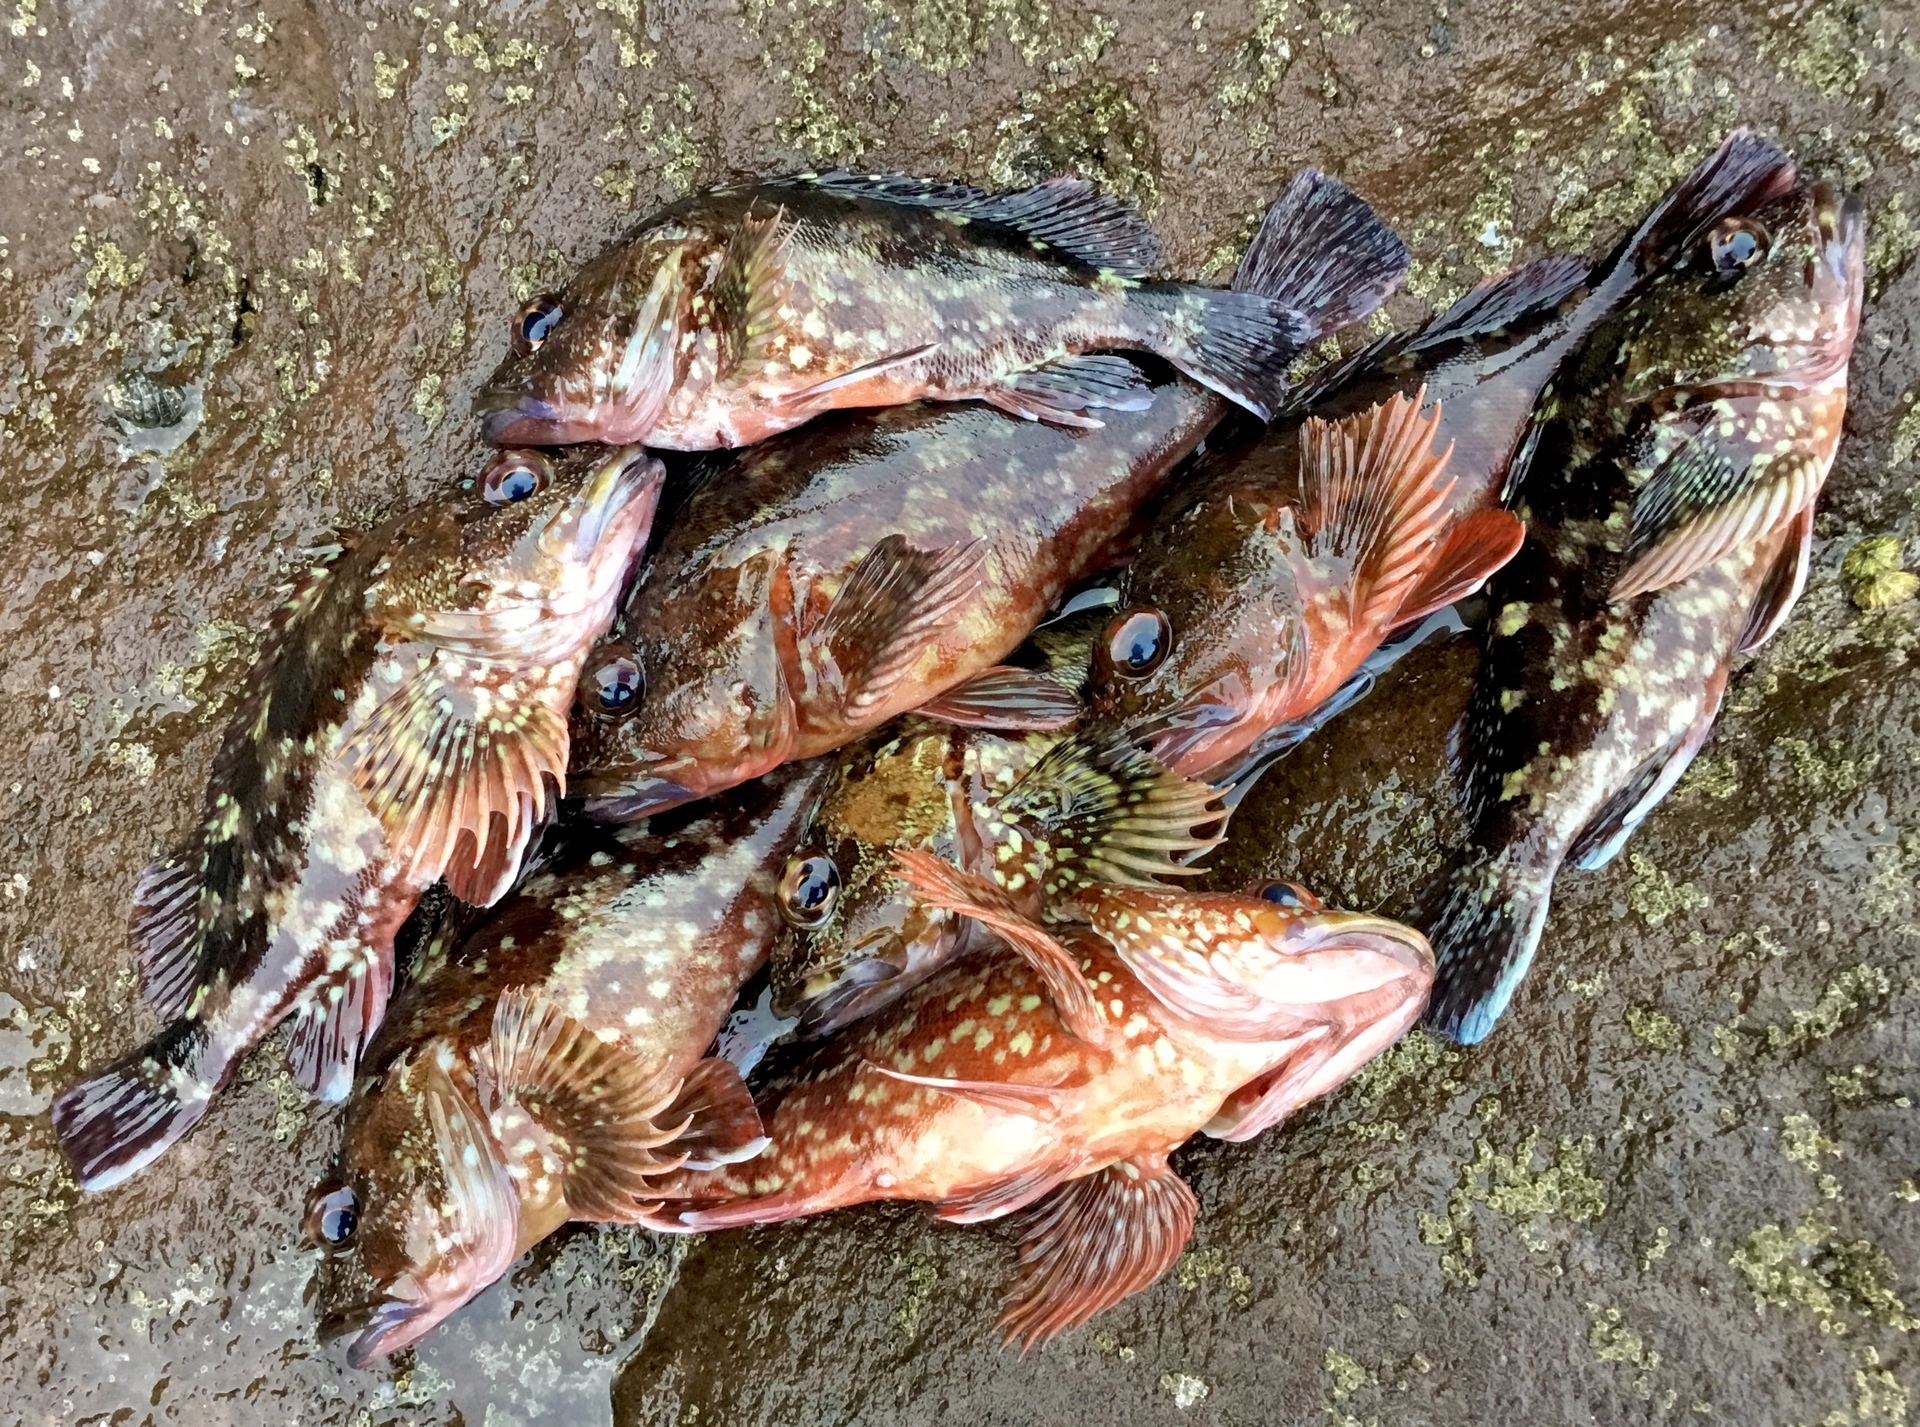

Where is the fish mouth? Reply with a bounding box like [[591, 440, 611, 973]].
[[784, 955, 906, 1038], [1292, 911, 1436, 984], [478, 388, 579, 447], [579, 773, 700, 822], [1817, 183, 1868, 294], [564, 448, 663, 567], [321, 1295, 435, 1370]]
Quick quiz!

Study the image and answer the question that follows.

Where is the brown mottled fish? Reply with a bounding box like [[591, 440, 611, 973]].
[[1422, 158, 1865, 1043], [53, 447, 663, 1192], [477, 169, 1401, 449], [566, 171, 1411, 820], [1065, 132, 1803, 787], [307, 761, 827, 1366], [769, 609, 1222, 1036], [637, 859, 1432, 1346]]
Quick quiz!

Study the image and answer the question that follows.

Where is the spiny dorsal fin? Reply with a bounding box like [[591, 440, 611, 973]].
[[888, 851, 1107, 1044], [784, 170, 1164, 278], [474, 990, 691, 1222], [128, 849, 202, 1022], [1614, 441, 1823, 601], [1000, 1155, 1197, 1351], [1298, 388, 1457, 634], [805, 535, 986, 723], [990, 729, 1224, 895], [346, 664, 568, 907]]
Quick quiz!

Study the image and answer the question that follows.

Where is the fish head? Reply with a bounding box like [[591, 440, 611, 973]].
[[309, 1043, 521, 1369], [570, 552, 792, 820], [768, 729, 971, 1035], [403, 444, 663, 666], [1618, 177, 1865, 402], [477, 233, 695, 447]]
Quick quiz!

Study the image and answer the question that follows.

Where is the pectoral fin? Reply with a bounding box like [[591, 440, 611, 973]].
[[915, 665, 1083, 730], [1736, 502, 1814, 654], [806, 535, 986, 723], [1613, 442, 1822, 601], [1390, 507, 1527, 629], [286, 942, 394, 1101], [777, 343, 939, 405], [714, 204, 793, 381], [657, 1057, 769, 1171], [474, 991, 693, 1222], [888, 851, 1107, 1044], [983, 354, 1155, 427], [1000, 1155, 1197, 1350], [347, 663, 568, 907]]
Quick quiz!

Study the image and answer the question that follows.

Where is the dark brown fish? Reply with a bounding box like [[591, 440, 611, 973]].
[[54, 446, 663, 1192], [768, 610, 1221, 1036], [566, 171, 1411, 820], [307, 762, 828, 1366], [1062, 132, 1805, 789], [1422, 157, 1866, 1042], [479, 170, 1406, 449], [637, 862, 1432, 1347]]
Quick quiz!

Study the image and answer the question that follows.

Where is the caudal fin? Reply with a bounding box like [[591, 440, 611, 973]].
[[52, 1020, 216, 1192], [1231, 167, 1412, 334], [1419, 844, 1556, 1045], [1154, 169, 1410, 417], [1599, 129, 1797, 287]]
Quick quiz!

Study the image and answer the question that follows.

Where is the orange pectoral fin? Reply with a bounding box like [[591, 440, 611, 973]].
[[890, 851, 1108, 1044], [999, 1155, 1198, 1351]]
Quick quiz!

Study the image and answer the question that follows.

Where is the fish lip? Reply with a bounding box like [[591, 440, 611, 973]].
[[321, 1296, 430, 1370], [477, 390, 569, 446], [579, 775, 699, 822], [1294, 912, 1435, 976], [788, 957, 905, 1038], [566, 448, 661, 565]]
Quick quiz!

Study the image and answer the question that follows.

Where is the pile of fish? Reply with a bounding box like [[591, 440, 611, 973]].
[[51, 131, 1864, 1366]]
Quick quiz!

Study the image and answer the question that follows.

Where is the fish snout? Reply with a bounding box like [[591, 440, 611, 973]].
[[319, 1294, 431, 1370], [787, 954, 906, 1037], [565, 448, 664, 566], [1292, 910, 1436, 992], [477, 388, 569, 446]]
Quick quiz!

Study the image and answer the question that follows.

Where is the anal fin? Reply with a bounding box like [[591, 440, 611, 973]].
[[129, 848, 202, 1022], [934, 1161, 1078, 1224], [983, 354, 1154, 427], [888, 851, 1107, 1044], [915, 665, 1083, 731], [657, 1057, 769, 1171], [807, 534, 986, 723], [1000, 1155, 1197, 1350]]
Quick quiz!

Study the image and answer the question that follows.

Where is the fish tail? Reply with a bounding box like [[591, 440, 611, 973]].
[[52, 1019, 220, 1192], [1418, 842, 1557, 1046], [1136, 284, 1306, 419], [1605, 128, 1797, 283], [1229, 167, 1412, 336]]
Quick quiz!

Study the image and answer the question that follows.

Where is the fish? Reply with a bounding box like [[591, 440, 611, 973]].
[[476, 168, 1407, 450], [1421, 157, 1866, 1043], [306, 761, 829, 1367], [768, 609, 1224, 1036], [636, 856, 1433, 1347], [565, 170, 1412, 821], [53, 446, 664, 1193], [1063, 131, 1807, 787]]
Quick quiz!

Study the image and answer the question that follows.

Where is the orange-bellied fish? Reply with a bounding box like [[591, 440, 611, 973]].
[[565, 171, 1411, 820], [1063, 132, 1802, 788], [636, 855, 1432, 1346], [307, 761, 828, 1366], [54, 447, 663, 1192], [1422, 158, 1865, 1043], [477, 170, 1404, 449]]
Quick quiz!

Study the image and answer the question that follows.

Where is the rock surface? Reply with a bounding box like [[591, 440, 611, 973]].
[[1, 1, 1915, 1423]]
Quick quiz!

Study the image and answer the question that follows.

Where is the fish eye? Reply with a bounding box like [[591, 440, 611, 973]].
[[778, 856, 842, 930], [514, 294, 563, 356], [1102, 607, 1172, 679], [482, 450, 551, 505], [587, 647, 644, 716], [308, 1185, 360, 1248], [1708, 218, 1769, 276], [1256, 880, 1321, 911]]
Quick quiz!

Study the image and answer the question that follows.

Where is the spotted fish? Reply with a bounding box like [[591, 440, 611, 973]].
[[1422, 158, 1866, 1043], [567, 172, 1411, 820], [307, 761, 828, 1366], [1064, 131, 1806, 788], [478, 169, 1408, 449], [769, 609, 1223, 1036], [637, 860, 1431, 1346], [53, 447, 664, 1192]]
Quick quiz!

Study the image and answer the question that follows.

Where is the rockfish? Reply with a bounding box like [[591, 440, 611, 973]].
[[567, 171, 1410, 820], [54, 447, 663, 1191], [308, 762, 827, 1366], [1422, 156, 1865, 1042], [1066, 131, 1803, 786], [478, 169, 1404, 449], [639, 858, 1431, 1346]]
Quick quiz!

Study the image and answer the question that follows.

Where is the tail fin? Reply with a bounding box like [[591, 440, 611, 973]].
[[1596, 129, 1796, 288], [52, 1021, 216, 1192], [1231, 167, 1412, 335], [1148, 287, 1308, 420], [1419, 844, 1556, 1045]]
